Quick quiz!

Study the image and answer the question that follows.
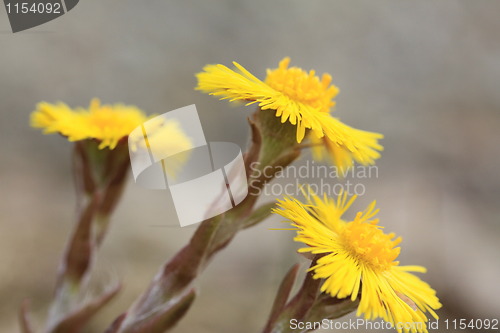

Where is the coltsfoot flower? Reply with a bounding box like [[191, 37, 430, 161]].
[[31, 98, 148, 149], [196, 58, 383, 172], [273, 191, 441, 333]]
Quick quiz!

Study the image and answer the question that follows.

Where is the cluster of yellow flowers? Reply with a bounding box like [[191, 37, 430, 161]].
[[31, 57, 440, 333]]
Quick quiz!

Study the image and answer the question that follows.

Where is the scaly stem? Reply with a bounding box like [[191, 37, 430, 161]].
[[45, 140, 130, 333], [262, 257, 359, 333], [113, 109, 302, 332]]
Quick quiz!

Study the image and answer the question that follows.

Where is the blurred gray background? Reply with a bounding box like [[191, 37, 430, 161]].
[[1, 1, 499, 332]]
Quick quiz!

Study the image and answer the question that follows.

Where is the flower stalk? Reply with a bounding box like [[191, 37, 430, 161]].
[[43, 140, 130, 332], [262, 258, 359, 333], [107, 108, 302, 332]]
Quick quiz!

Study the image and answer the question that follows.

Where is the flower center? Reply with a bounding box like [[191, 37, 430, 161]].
[[265, 57, 339, 113], [341, 214, 401, 271], [85, 99, 143, 132]]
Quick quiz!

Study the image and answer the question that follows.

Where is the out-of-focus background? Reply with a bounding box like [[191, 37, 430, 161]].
[[1, 1, 499, 332]]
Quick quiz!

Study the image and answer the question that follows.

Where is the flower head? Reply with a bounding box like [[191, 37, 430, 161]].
[[31, 98, 148, 149], [196, 58, 383, 172], [273, 191, 441, 333]]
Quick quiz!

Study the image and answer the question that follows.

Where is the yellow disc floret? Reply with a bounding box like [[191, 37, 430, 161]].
[[265, 57, 338, 113], [341, 213, 401, 271]]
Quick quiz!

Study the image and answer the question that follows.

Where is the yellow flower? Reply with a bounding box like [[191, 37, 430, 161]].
[[273, 191, 441, 333], [31, 98, 148, 149], [196, 58, 383, 172]]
